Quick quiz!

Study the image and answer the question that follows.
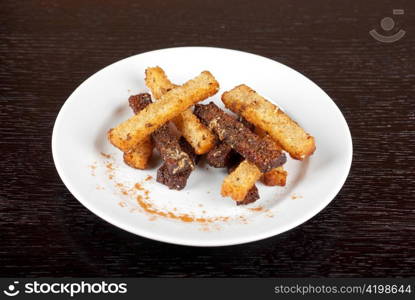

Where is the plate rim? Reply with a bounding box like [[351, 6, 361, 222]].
[[51, 46, 353, 247]]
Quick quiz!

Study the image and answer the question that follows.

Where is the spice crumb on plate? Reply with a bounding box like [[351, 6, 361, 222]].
[[100, 152, 112, 159]]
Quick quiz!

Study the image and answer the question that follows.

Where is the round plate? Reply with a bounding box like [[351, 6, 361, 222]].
[[52, 47, 352, 246]]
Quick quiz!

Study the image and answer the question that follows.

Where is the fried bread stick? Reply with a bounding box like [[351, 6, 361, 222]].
[[239, 117, 287, 186], [206, 142, 233, 168], [227, 155, 260, 205], [221, 160, 262, 202], [157, 164, 190, 190], [153, 125, 194, 175], [261, 166, 287, 186], [145, 67, 216, 154], [123, 140, 153, 169], [179, 136, 200, 166], [236, 185, 259, 205], [157, 138, 198, 190], [254, 127, 287, 186], [123, 95, 154, 169], [129, 93, 194, 175], [108, 71, 219, 152], [222, 84, 315, 160], [194, 102, 286, 173]]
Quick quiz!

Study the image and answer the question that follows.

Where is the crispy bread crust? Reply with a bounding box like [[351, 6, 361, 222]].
[[221, 160, 262, 201], [255, 127, 288, 186], [194, 102, 286, 173], [145, 66, 177, 99], [123, 137, 153, 169], [236, 185, 259, 205], [145, 67, 216, 154], [226, 156, 260, 205], [206, 142, 233, 168], [156, 163, 191, 190], [222, 84, 315, 160], [152, 124, 194, 175], [122, 94, 154, 169], [261, 166, 287, 186], [156, 137, 198, 190], [129, 93, 194, 175], [108, 71, 219, 152]]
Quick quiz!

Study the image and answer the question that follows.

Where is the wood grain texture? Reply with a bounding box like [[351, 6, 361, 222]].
[[1, 0, 414, 277]]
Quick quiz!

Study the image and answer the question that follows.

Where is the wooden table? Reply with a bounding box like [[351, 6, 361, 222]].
[[1, 0, 414, 277]]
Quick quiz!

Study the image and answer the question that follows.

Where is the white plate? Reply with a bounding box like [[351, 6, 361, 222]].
[[52, 47, 352, 246]]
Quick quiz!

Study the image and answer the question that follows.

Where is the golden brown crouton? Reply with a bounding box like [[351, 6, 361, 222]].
[[221, 160, 262, 202], [145, 67, 216, 154], [255, 127, 288, 186], [222, 84, 315, 160], [261, 166, 287, 186], [123, 137, 153, 169], [145, 66, 177, 99], [108, 71, 219, 152], [121, 94, 154, 169]]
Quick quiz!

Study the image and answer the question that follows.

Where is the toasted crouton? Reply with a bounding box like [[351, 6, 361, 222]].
[[172, 109, 216, 154], [222, 84, 315, 160], [194, 102, 286, 173], [122, 94, 154, 169], [108, 71, 219, 152], [145, 67, 216, 154], [145, 66, 177, 99], [221, 160, 262, 202], [255, 127, 288, 186], [123, 137, 153, 169], [261, 166, 287, 186]]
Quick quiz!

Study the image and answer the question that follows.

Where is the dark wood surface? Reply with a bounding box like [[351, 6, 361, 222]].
[[1, 0, 414, 277]]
